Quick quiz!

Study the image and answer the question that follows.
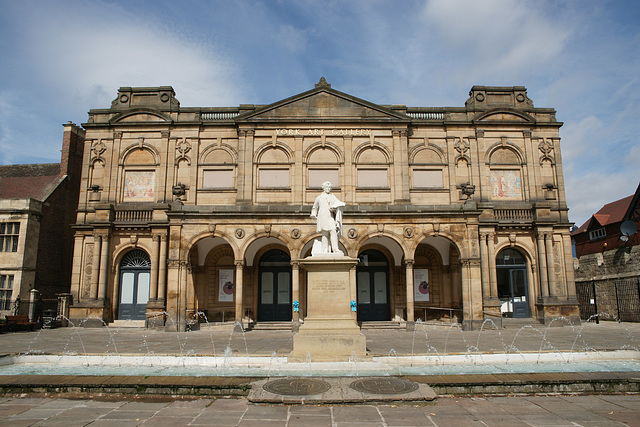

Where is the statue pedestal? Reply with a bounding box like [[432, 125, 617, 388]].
[[291, 255, 367, 361]]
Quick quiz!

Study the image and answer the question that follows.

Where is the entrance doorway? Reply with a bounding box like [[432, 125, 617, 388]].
[[356, 249, 390, 321], [258, 249, 292, 322], [496, 248, 530, 318], [118, 249, 151, 320]]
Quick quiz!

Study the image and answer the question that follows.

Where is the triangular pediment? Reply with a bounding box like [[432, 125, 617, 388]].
[[238, 80, 410, 123]]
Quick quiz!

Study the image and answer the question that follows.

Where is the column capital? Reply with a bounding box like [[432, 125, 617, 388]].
[[290, 260, 300, 269], [235, 259, 245, 268], [404, 259, 415, 267]]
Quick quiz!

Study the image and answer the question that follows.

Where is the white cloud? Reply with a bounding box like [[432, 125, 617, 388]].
[[418, 0, 572, 82], [275, 24, 308, 54], [565, 171, 638, 228], [16, 1, 243, 109]]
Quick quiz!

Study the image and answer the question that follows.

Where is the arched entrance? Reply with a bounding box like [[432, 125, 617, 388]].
[[496, 248, 530, 318], [258, 249, 292, 321], [118, 249, 151, 320], [356, 249, 390, 321]]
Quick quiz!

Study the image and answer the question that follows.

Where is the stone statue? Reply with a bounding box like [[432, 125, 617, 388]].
[[310, 181, 345, 255]]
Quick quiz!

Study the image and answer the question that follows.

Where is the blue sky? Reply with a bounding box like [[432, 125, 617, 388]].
[[0, 0, 638, 228]]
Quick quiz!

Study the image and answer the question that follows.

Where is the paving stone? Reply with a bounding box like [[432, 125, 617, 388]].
[[287, 414, 332, 427], [332, 405, 382, 423], [242, 405, 288, 420]]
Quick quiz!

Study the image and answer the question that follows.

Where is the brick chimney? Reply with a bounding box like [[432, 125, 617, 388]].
[[60, 121, 85, 179]]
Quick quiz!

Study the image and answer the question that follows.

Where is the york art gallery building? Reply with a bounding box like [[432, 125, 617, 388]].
[[68, 79, 579, 330]]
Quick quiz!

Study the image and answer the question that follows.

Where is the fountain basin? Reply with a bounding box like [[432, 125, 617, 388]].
[[0, 350, 638, 377]]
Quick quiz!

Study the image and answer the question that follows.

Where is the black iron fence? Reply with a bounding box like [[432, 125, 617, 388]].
[[577, 278, 640, 322], [1, 298, 59, 323]]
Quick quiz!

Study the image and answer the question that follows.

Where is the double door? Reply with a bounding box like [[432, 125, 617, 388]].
[[258, 250, 292, 322], [118, 268, 150, 320], [356, 250, 390, 322], [497, 267, 529, 318]]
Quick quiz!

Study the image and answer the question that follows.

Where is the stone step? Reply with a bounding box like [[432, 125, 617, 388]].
[[247, 322, 292, 331], [110, 320, 145, 328], [360, 321, 405, 330]]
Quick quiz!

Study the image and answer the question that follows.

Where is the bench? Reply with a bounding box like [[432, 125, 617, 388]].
[[5, 315, 39, 332]]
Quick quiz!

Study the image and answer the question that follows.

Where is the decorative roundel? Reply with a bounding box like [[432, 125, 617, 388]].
[[235, 228, 245, 239], [347, 228, 358, 239], [516, 93, 525, 102], [403, 227, 415, 238], [119, 94, 129, 103], [160, 93, 170, 102], [263, 378, 331, 396], [475, 93, 485, 102], [349, 378, 419, 395], [291, 228, 301, 239]]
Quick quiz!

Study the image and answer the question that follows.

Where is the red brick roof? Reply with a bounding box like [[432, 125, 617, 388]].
[[575, 195, 634, 233], [0, 163, 62, 201]]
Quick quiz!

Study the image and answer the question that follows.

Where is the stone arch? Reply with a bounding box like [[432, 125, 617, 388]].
[[409, 231, 465, 261], [110, 109, 173, 124], [353, 141, 392, 164], [255, 142, 294, 163], [200, 145, 238, 164], [474, 108, 535, 123], [304, 142, 344, 164], [353, 232, 407, 266], [409, 144, 445, 164], [120, 143, 160, 165], [242, 236, 292, 267], [185, 232, 239, 264], [485, 143, 525, 165]]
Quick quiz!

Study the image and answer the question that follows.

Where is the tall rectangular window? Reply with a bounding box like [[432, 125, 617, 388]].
[[0, 274, 13, 311], [0, 222, 20, 252]]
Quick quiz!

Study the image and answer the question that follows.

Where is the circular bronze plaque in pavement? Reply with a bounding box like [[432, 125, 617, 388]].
[[263, 378, 332, 396], [350, 378, 419, 395]]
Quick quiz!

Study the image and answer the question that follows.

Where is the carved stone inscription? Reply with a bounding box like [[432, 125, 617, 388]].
[[314, 279, 347, 295]]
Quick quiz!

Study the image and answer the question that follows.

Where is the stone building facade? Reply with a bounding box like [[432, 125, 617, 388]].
[[67, 79, 578, 330], [0, 123, 85, 317]]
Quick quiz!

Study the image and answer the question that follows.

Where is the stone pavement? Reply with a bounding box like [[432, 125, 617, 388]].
[[1, 394, 639, 426], [0, 320, 638, 356]]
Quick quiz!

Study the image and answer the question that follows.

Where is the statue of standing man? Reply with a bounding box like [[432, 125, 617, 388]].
[[310, 181, 345, 255]]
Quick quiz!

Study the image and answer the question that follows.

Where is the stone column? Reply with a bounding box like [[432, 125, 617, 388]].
[[149, 234, 160, 300], [234, 260, 244, 324], [179, 261, 189, 331], [404, 259, 415, 324], [350, 263, 357, 321], [537, 231, 549, 297], [158, 234, 168, 301], [90, 233, 101, 299], [98, 233, 109, 300], [487, 232, 498, 297], [479, 232, 490, 298], [291, 260, 300, 324], [545, 232, 556, 296], [562, 232, 577, 297]]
